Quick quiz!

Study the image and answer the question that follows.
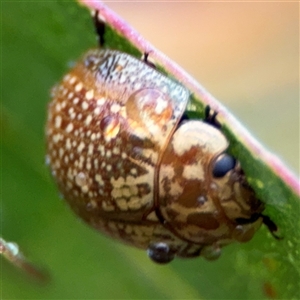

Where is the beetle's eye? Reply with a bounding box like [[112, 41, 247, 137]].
[[212, 154, 236, 178], [147, 242, 174, 264]]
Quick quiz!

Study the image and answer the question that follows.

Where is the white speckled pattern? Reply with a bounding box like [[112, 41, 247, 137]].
[[46, 49, 265, 260]]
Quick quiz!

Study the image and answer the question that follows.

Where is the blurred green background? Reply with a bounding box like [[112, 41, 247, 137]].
[[1, 1, 299, 299], [107, 1, 299, 175]]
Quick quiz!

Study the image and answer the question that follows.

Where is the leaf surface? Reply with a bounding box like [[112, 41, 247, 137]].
[[2, 1, 299, 299]]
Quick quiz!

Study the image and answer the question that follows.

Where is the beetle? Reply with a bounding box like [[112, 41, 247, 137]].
[[45, 10, 279, 264]]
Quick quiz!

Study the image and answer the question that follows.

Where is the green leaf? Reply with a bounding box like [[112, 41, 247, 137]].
[[2, 1, 299, 299]]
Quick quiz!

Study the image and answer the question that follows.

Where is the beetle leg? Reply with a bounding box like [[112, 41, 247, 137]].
[[178, 112, 190, 125], [261, 214, 282, 240], [204, 105, 221, 129], [142, 52, 157, 69], [93, 10, 105, 47]]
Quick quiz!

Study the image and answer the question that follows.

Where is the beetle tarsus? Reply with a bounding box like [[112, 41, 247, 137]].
[[204, 106, 221, 129], [261, 214, 282, 240], [142, 52, 157, 69], [93, 10, 105, 47]]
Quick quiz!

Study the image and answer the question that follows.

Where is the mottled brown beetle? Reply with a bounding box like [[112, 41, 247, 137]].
[[45, 11, 278, 264]]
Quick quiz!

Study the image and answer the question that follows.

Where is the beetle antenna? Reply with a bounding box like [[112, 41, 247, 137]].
[[93, 10, 105, 47]]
